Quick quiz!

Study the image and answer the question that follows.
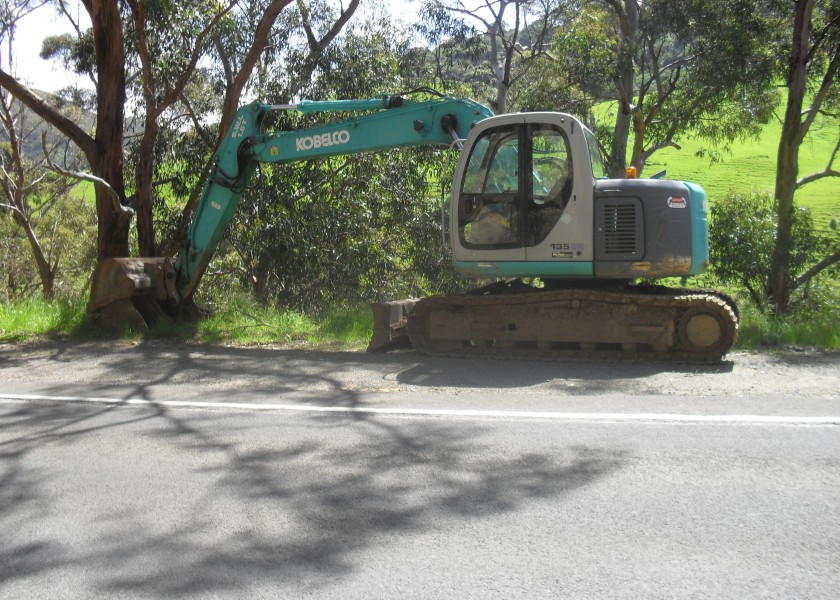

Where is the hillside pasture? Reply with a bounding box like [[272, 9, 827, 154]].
[[644, 110, 839, 231]]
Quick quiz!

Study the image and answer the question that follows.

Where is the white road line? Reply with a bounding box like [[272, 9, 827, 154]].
[[1, 392, 839, 425]]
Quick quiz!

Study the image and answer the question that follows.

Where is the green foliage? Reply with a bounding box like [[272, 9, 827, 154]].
[[39, 30, 96, 78], [221, 145, 464, 310], [552, 0, 778, 173], [412, 2, 494, 103], [205, 13, 472, 311], [0, 193, 97, 302], [550, 4, 617, 105], [709, 189, 834, 312]]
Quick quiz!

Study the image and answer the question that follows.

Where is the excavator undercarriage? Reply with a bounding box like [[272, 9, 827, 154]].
[[370, 282, 739, 363]]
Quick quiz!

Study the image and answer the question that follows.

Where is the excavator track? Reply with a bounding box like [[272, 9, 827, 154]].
[[405, 287, 738, 363]]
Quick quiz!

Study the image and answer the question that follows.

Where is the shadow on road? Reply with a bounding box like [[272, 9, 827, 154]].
[[0, 386, 626, 596], [1, 339, 735, 399]]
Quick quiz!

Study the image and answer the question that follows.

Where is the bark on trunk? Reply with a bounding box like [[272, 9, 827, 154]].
[[607, 0, 640, 178], [17, 216, 56, 299], [769, 0, 813, 314], [91, 0, 130, 260], [135, 119, 159, 257]]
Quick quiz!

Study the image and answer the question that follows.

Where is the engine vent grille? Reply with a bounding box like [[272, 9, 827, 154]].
[[603, 204, 638, 253], [595, 198, 643, 260]]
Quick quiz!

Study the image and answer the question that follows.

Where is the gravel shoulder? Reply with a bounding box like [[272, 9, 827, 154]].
[[1, 340, 837, 415]]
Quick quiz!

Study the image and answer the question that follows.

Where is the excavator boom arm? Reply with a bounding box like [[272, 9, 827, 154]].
[[177, 95, 494, 300]]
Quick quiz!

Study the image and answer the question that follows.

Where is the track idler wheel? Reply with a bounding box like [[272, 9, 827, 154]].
[[677, 299, 737, 355]]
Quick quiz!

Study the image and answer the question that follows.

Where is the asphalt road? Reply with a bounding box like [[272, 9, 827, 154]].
[[1, 341, 838, 599]]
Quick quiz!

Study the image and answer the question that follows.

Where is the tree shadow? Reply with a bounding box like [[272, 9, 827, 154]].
[[0, 389, 626, 596], [1, 340, 735, 403]]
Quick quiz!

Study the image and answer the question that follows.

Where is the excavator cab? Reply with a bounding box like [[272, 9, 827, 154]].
[[450, 113, 597, 279], [449, 112, 710, 282]]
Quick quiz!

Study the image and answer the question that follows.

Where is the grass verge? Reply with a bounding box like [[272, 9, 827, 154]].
[[0, 296, 373, 350], [150, 297, 373, 349], [0, 299, 88, 341], [1, 295, 837, 352], [735, 303, 840, 350]]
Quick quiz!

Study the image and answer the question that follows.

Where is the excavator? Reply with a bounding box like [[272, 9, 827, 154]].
[[88, 92, 738, 362]]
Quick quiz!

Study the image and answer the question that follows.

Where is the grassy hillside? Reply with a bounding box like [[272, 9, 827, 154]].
[[643, 110, 839, 230]]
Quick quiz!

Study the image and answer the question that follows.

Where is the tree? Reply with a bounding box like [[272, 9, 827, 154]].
[[0, 0, 361, 299], [552, 0, 777, 176], [0, 0, 86, 299], [418, 0, 570, 113], [709, 189, 829, 313], [768, 0, 840, 314], [219, 9, 469, 308]]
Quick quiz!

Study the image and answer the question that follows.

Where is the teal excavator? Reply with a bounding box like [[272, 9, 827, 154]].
[[88, 92, 738, 362]]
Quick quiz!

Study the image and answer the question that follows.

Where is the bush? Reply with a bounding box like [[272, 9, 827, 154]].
[[0, 195, 97, 302], [709, 189, 830, 312]]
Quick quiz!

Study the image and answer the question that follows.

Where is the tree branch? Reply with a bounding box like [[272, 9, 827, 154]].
[[40, 131, 131, 217], [797, 135, 840, 187], [296, 0, 319, 49], [177, 92, 215, 148], [164, 1, 237, 109], [797, 168, 840, 186], [295, 0, 361, 85], [792, 248, 840, 290], [0, 69, 96, 161], [798, 46, 839, 144]]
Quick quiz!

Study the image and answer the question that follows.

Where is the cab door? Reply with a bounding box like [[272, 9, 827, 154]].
[[523, 123, 575, 253], [452, 119, 527, 265]]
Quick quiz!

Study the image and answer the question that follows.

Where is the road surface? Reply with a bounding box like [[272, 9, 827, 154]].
[[1, 341, 838, 598]]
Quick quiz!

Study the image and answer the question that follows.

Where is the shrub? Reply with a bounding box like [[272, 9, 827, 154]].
[[709, 189, 829, 313]]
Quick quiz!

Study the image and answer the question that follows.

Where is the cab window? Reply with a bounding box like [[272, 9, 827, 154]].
[[459, 126, 522, 247]]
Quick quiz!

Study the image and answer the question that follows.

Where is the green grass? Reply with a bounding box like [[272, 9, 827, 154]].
[[736, 304, 840, 349], [181, 297, 372, 348], [116, 296, 371, 349], [0, 299, 88, 341], [0, 296, 374, 349], [644, 109, 840, 230]]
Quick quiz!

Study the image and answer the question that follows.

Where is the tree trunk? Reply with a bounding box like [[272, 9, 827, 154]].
[[629, 112, 646, 173], [91, 0, 131, 260], [135, 119, 159, 257], [607, 0, 639, 178], [488, 17, 509, 114], [769, 0, 812, 314], [17, 215, 56, 299]]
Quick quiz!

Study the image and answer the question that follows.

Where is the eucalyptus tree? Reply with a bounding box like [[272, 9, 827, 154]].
[[0, 0, 88, 298], [418, 0, 571, 113], [0, 0, 360, 269], [552, 0, 776, 176], [767, 0, 839, 314]]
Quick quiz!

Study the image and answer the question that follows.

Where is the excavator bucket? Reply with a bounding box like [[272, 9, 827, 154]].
[[87, 257, 178, 332], [367, 298, 419, 351]]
